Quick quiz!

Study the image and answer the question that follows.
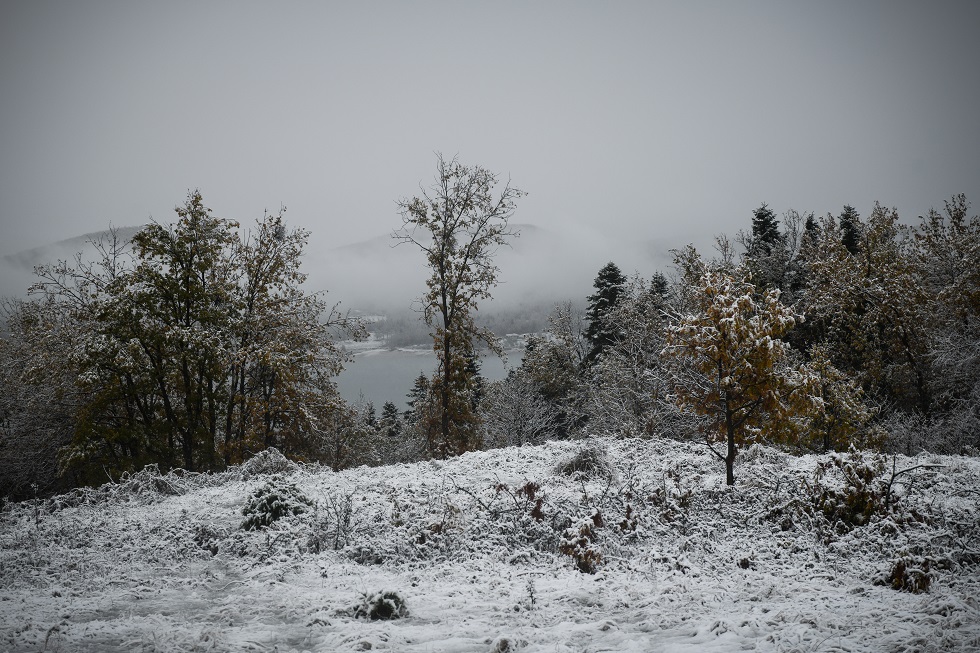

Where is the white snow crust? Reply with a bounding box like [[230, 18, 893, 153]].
[[2, 438, 979, 652]]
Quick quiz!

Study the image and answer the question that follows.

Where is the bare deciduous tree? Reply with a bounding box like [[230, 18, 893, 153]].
[[393, 154, 523, 458]]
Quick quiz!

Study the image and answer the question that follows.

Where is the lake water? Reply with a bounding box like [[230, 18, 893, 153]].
[[336, 348, 520, 409]]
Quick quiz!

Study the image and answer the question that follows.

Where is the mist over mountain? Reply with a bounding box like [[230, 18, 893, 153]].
[[313, 223, 676, 315], [2, 223, 676, 315], [0, 226, 144, 299]]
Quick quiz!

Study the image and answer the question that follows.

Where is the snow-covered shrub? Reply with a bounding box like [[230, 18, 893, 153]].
[[345, 545, 385, 565], [806, 450, 891, 531], [112, 464, 186, 500], [878, 557, 932, 593], [240, 478, 312, 531], [411, 501, 463, 556], [739, 443, 786, 466], [307, 492, 356, 554], [766, 450, 938, 537], [493, 481, 546, 522], [559, 512, 603, 573], [554, 439, 614, 480], [490, 637, 522, 653], [351, 591, 409, 620], [648, 465, 692, 524], [193, 523, 227, 556], [240, 447, 297, 480]]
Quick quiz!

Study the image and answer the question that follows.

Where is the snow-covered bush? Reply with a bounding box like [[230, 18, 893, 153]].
[[306, 491, 358, 554], [878, 557, 932, 593], [768, 449, 936, 540], [240, 478, 312, 531], [193, 523, 227, 556], [113, 464, 187, 500], [487, 480, 565, 554], [808, 450, 891, 530], [351, 591, 409, 620], [490, 637, 525, 653], [493, 481, 546, 523], [240, 447, 297, 480], [559, 513, 603, 573], [739, 443, 787, 466], [648, 465, 692, 524], [554, 439, 614, 480]]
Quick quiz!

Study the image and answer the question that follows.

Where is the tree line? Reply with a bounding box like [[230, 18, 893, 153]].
[[476, 197, 979, 484], [1, 156, 977, 497]]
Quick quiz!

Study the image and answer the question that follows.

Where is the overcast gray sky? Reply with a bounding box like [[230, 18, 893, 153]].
[[2, 1, 978, 270]]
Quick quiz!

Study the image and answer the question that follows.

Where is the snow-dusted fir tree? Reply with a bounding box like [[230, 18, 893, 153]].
[[393, 155, 523, 458], [838, 204, 862, 255], [738, 205, 812, 304], [379, 401, 402, 439], [582, 274, 672, 436], [404, 373, 430, 423], [584, 262, 628, 365], [394, 373, 436, 463], [663, 252, 819, 485], [749, 203, 782, 255], [519, 302, 591, 438]]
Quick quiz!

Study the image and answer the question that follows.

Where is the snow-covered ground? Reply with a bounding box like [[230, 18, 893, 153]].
[[2, 438, 978, 652]]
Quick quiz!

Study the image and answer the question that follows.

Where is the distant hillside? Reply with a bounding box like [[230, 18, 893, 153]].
[[2, 222, 676, 312], [0, 226, 145, 298], [2, 226, 144, 271]]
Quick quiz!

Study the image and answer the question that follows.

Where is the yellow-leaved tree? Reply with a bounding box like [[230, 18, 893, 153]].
[[663, 250, 819, 485]]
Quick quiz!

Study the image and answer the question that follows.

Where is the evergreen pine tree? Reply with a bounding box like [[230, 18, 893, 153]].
[[465, 353, 484, 412], [801, 213, 819, 251], [404, 372, 430, 422], [751, 203, 782, 255], [380, 401, 402, 438], [839, 205, 861, 255], [650, 271, 669, 302], [364, 401, 378, 431], [584, 262, 627, 364], [743, 203, 793, 295]]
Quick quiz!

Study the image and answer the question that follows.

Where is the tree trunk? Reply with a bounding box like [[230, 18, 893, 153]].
[[725, 405, 736, 486]]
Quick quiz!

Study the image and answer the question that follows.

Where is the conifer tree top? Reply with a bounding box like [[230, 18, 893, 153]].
[[751, 203, 781, 253], [585, 262, 627, 363]]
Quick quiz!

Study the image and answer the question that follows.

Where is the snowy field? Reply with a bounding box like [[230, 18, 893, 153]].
[[2, 438, 979, 652]]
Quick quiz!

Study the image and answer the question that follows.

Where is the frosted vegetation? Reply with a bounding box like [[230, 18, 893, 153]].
[[1, 160, 980, 649], [2, 441, 978, 652]]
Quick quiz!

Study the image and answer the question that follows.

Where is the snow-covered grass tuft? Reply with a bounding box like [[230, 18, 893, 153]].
[[2, 437, 979, 652], [553, 437, 615, 481], [350, 591, 410, 621]]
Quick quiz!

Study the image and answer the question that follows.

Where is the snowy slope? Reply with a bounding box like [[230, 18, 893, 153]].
[[2, 438, 978, 652]]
